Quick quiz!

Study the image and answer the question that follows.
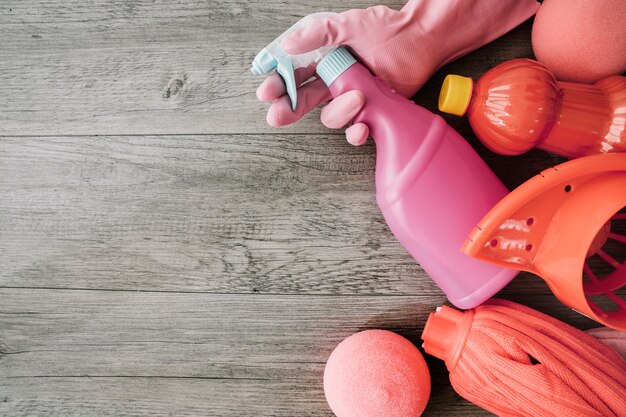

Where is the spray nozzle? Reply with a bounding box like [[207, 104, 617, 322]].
[[251, 49, 298, 111], [250, 12, 337, 111]]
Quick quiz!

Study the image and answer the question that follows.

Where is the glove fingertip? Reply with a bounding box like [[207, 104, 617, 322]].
[[320, 90, 365, 129], [266, 102, 292, 127], [257, 76, 284, 102], [345, 123, 369, 146], [282, 21, 331, 55], [320, 103, 340, 129], [267, 94, 309, 127], [282, 27, 312, 55]]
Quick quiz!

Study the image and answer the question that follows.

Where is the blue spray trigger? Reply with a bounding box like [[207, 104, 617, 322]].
[[275, 56, 297, 111], [251, 48, 298, 112], [252, 13, 338, 114]]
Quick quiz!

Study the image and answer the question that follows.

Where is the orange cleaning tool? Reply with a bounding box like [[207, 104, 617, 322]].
[[463, 154, 626, 330], [422, 299, 626, 417], [438, 58, 626, 158]]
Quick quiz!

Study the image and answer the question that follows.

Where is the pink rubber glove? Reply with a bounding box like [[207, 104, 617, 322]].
[[257, 0, 539, 145], [586, 327, 626, 360]]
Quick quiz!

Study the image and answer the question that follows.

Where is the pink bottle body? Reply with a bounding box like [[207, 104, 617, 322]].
[[326, 63, 517, 308]]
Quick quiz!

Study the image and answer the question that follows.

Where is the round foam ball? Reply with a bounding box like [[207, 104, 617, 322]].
[[532, 0, 626, 83], [324, 330, 430, 417]]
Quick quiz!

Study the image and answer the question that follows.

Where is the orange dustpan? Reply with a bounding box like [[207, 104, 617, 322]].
[[463, 154, 626, 330]]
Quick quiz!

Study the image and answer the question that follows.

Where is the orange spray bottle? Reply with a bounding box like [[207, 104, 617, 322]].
[[438, 58, 626, 158]]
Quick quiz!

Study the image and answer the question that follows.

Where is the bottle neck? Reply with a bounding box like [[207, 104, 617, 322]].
[[540, 81, 612, 158], [422, 306, 474, 371]]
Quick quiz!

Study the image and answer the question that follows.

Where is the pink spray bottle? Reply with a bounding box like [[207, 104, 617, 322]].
[[252, 18, 517, 309]]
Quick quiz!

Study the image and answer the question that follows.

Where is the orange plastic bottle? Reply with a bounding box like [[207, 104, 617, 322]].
[[438, 58, 626, 158]]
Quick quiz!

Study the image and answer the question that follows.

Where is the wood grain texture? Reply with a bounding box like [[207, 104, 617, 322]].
[[0, 377, 495, 417], [2, 135, 563, 295], [0, 289, 604, 416], [0, 0, 533, 136]]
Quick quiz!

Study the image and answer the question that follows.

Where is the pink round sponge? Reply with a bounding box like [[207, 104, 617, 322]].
[[532, 0, 626, 83], [324, 330, 430, 417]]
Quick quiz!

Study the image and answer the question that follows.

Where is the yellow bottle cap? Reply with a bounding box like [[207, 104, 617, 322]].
[[439, 75, 473, 117]]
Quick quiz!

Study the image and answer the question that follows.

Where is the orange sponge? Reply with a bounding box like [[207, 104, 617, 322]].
[[532, 0, 626, 83], [324, 330, 430, 417]]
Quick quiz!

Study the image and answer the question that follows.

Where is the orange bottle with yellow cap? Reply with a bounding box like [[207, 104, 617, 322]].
[[438, 58, 626, 158]]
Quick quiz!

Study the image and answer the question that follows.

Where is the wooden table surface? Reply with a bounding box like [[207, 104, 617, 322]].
[[0, 1, 607, 416]]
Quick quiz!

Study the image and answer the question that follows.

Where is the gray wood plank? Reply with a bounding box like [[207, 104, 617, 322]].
[[0, 289, 602, 416], [1, 135, 564, 295], [0, 377, 493, 417], [0, 1, 534, 136]]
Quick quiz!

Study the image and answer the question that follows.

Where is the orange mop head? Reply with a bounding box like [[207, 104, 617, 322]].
[[422, 299, 626, 417]]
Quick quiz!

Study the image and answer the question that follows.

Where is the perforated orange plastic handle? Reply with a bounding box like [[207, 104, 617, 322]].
[[463, 154, 626, 330]]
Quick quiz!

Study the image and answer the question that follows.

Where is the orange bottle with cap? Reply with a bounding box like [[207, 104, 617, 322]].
[[438, 58, 626, 158]]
